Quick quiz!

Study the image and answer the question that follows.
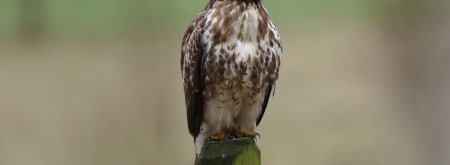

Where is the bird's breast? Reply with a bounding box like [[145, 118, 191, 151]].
[[202, 2, 280, 98]]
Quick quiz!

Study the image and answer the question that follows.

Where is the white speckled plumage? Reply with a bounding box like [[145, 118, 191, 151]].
[[181, 0, 281, 155]]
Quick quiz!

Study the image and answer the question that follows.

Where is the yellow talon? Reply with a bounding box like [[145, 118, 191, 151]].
[[209, 131, 235, 141], [240, 131, 259, 138]]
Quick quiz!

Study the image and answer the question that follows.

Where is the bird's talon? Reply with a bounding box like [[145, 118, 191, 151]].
[[209, 131, 235, 141], [240, 131, 260, 138]]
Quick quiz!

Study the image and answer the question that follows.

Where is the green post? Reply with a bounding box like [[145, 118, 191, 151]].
[[195, 137, 261, 165]]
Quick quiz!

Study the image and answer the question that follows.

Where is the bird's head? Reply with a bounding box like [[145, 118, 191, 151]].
[[210, 0, 260, 2]]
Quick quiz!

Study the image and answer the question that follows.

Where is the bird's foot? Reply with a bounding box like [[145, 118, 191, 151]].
[[209, 131, 234, 141], [235, 131, 260, 140]]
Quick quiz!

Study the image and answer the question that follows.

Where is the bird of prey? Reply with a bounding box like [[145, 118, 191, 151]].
[[181, 0, 282, 155]]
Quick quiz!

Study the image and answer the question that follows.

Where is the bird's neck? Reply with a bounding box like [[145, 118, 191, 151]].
[[205, 0, 267, 44], [208, 0, 261, 6], [210, 0, 260, 2]]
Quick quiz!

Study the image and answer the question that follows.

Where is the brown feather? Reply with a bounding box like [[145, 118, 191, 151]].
[[181, 6, 209, 138]]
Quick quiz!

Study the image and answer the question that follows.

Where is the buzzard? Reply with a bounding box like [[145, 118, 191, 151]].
[[181, 0, 281, 155]]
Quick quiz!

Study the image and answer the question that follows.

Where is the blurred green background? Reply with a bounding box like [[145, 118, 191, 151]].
[[1, 0, 450, 165]]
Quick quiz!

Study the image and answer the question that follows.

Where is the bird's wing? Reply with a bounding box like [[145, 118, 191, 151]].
[[256, 23, 282, 126], [181, 13, 207, 139], [256, 85, 272, 126]]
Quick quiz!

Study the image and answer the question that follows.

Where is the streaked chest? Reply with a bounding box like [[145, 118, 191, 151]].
[[201, 2, 281, 95]]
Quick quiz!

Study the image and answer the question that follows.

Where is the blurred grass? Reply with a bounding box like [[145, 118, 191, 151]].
[[2, 0, 448, 37]]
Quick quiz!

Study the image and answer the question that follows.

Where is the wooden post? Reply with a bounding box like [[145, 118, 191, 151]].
[[195, 137, 261, 165]]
